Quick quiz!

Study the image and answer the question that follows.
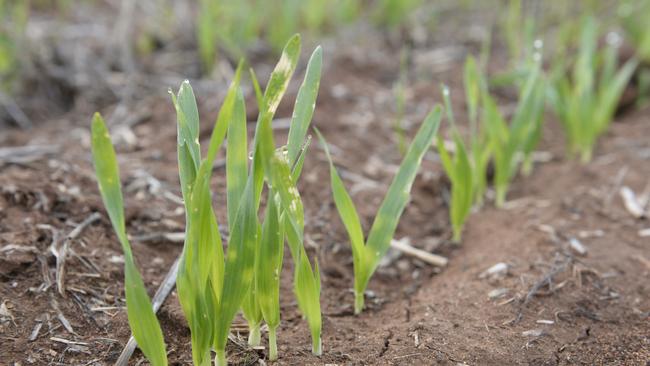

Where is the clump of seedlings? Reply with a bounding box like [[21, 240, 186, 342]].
[[548, 16, 638, 163], [317, 107, 441, 314], [92, 35, 323, 365], [437, 52, 545, 239]]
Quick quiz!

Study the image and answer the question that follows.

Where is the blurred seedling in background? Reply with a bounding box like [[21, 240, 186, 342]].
[[548, 16, 637, 163], [436, 85, 476, 243], [483, 52, 545, 207]]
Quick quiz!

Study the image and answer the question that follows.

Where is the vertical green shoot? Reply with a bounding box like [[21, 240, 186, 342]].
[[318, 107, 441, 314], [483, 60, 545, 206], [258, 41, 323, 356], [437, 86, 473, 242], [249, 35, 323, 357], [256, 193, 284, 360], [462, 56, 491, 206], [91, 113, 168, 366], [271, 154, 323, 355]]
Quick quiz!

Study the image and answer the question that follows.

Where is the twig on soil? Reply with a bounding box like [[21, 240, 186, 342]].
[[524, 255, 572, 305], [51, 299, 75, 334], [28, 314, 46, 341], [0, 145, 59, 166], [50, 213, 101, 297], [37, 254, 54, 291], [50, 337, 89, 346], [390, 238, 448, 267], [115, 256, 180, 366], [619, 186, 646, 218], [479, 262, 509, 279], [392, 353, 423, 360]]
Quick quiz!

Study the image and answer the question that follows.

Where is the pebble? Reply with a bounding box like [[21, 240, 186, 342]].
[[522, 329, 545, 337], [479, 262, 509, 279], [488, 288, 509, 299], [569, 238, 588, 256]]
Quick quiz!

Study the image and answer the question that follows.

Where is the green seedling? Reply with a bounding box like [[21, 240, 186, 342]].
[[548, 16, 638, 163], [255, 192, 284, 360], [317, 107, 441, 314], [172, 64, 251, 366], [462, 56, 491, 206], [436, 86, 473, 243], [91, 114, 168, 366], [271, 152, 323, 355], [483, 57, 545, 207], [173, 34, 318, 365], [251, 40, 323, 358], [272, 44, 324, 356], [433, 55, 493, 242], [519, 52, 546, 176]]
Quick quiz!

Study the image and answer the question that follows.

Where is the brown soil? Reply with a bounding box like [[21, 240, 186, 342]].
[[2, 23, 650, 366]]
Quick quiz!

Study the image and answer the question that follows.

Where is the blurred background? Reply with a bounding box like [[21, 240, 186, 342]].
[[2, 2, 650, 364], [0, 0, 647, 131]]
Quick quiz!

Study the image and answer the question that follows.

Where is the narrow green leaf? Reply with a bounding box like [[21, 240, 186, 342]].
[[257, 191, 284, 329], [173, 74, 241, 365], [270, 154, 321, 355], [291, 136, 311, 182], [226, 89, 248, 227], [249, 67, 264, 112], [91, 113, 167, 366], [262, 34, 301, 117], [251, 34, 302, 205], [214, 176, 258, 352], [365, 107, 442, 270], [316, 128, 366, 277], [463, 56, 481, 129], [287, 46, 323, 165]]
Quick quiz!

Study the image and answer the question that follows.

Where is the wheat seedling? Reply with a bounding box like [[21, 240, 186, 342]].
[[317, 107, 441, 314]]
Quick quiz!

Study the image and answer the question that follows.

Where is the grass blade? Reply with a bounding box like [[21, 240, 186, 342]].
[[287, 46, 323, 165], [91, 113, 167, 366], [365, 106, 442, 273], [319, 107, 441, 313], [316, 128, 367, 312], [270, 154, 322, 355], [226, 88, 249, 229], [256, 191, 284, 360]]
